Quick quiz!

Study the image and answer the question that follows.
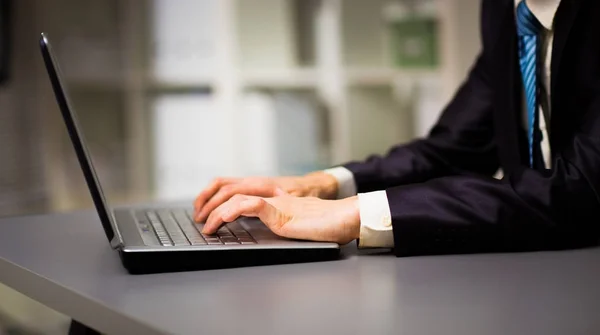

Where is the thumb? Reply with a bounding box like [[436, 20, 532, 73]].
[[253, 198, 282, 229]]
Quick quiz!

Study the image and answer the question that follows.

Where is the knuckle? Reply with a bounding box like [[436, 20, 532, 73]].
[[255, 198, 267, 208]]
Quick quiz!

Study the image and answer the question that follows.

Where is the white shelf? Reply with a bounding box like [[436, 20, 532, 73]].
[[344, 67, 441, 86], [148, 67, 441, 91], [65, 77, 126, 90], [148, 68, 318, 91], [241, 68, 318, 89], [148, 76, 215, 91]]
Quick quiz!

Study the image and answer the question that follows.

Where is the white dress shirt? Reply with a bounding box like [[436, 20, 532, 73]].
[[324, 0, 560, 248]]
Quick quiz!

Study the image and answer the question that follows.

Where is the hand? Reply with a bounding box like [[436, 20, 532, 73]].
[[203, 194, 360, 245], [193, 172, 339, 222]]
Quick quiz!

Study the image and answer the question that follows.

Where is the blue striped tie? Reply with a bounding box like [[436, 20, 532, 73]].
[[516, 1, 543, 168]]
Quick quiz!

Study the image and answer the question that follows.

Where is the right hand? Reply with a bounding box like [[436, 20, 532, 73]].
[[192, 172, 339, 222]]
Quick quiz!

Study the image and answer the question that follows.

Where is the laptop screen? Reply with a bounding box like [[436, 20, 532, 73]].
[[39, 32, 119, 244]]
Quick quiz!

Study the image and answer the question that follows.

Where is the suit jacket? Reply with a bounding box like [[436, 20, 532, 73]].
[[344, 0, 600, 256]]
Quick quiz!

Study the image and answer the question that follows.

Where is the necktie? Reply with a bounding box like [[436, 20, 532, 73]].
[[516, 1, 543, 168]]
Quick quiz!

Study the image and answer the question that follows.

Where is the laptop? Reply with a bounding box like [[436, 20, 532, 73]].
[[39, 32, 340, 274]]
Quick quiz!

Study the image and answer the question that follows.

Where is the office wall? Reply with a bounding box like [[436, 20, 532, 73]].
[[0, 0, 47, 218]]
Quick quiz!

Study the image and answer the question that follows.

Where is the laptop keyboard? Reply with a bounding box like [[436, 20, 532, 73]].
[[135, 209, 256, 247]]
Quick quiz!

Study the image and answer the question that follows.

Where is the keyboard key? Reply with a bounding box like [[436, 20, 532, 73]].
[[146, 212, 172, 245], [217, 229, 233, 236], [238, 237, 256, 244], [190, 238, 207, 245], [172, 210, 205, 244], [220, 237, 239, 243], [226, 221, 244, 230], [134, 213, 162, 246], [226, 221, 256, 241], [158, 210, 190, 246]]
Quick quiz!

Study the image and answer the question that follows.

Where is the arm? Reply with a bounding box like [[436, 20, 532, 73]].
[[388, 96, 600, 255], [343, 52, 499, 193]]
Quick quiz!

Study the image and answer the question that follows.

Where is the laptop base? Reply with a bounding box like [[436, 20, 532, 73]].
[[119, 247, 341, 274]]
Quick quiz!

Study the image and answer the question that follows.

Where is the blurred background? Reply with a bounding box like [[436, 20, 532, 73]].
[[0, 0, 480, 333]]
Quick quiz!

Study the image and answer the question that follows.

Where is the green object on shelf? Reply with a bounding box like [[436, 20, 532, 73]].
[[390, 16, 439, 68]]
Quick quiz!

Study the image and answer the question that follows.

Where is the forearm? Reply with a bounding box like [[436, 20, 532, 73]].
[[385, 171, 599, 257], [342, 139, 458, 193]]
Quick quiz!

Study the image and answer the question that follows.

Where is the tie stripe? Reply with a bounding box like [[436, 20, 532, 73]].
[[516, 1, 543, 168]]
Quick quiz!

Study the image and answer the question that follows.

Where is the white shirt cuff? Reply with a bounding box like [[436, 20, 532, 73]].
[[357, 190, 394, 248], [323, 167, 357, 199]]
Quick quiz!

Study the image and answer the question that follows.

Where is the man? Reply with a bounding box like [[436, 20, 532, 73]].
[[193, 0, 600, 256]]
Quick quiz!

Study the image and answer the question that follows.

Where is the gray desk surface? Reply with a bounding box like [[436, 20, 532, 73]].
[[0, 210, 600, 335]]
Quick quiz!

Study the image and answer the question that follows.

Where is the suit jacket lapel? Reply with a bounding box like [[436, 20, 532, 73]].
[[494, 1, 524, 171], [550, 0, 583, 152]]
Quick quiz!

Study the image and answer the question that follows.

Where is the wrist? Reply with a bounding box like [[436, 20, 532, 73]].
[[303, 172, 338, 199], [338, 196, 360, 241]]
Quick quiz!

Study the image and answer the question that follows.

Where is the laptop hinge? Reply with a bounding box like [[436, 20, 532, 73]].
[[110, 236, 124, 249], [109, 213, 124, 249]]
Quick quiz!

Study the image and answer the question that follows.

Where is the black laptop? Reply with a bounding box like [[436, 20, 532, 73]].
[[39, 32, 340, 274]]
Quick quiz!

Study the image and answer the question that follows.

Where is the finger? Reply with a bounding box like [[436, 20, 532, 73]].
[[203, 195, 248, 234], [195, 184, 242, 222], [193, 177, 236, 213], [224, 197, 281, 232]]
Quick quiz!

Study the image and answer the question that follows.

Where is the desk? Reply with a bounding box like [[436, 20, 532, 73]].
[[1, 210, 600, 335]]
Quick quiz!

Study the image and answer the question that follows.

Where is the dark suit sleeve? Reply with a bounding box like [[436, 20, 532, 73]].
[[343, 51, 499, 193], [387, 90, 600, 255]]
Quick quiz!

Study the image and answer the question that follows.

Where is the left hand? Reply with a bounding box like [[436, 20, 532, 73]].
[[202, 194, 361, 245]]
